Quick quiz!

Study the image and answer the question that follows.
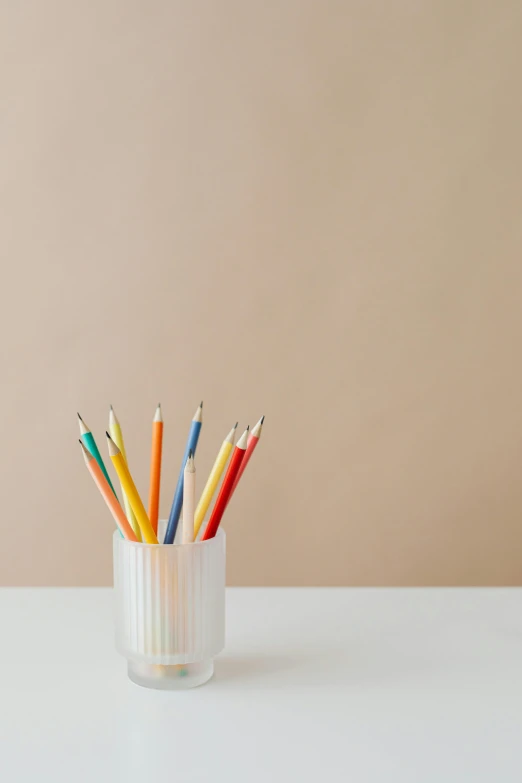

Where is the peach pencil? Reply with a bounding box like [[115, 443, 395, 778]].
[[79, 440, 138, 541]]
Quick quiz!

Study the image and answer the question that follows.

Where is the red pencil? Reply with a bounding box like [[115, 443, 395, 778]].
[[228, 415, 264, 501], [201, 426, 249, 540]]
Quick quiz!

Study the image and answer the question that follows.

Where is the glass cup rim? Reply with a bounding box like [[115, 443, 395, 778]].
[[113, 526, 225, 549]]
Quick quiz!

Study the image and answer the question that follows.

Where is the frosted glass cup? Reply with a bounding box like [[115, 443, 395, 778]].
[[113, 523, 226, 689]]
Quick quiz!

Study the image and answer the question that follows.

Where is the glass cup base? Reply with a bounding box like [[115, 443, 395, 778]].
[[127, 659, 214, 690]]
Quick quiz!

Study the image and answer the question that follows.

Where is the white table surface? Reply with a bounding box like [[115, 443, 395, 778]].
[[1, 588, 521, 782]]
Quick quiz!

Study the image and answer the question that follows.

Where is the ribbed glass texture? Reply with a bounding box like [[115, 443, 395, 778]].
[[113, 528, 226, 666]]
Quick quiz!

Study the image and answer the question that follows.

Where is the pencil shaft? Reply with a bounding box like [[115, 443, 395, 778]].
[[87, 458, 138, 541], [194, 439, 233, 538], [228, 432, 260, 501], [148, 419, 163, 536], [183, 462, 196, 544], [201, 446, 246, 541], [81, 431, 117, 497], [109, 416, 142, 542], [164, 419, 202, 544], [110, 452, 158, 544]]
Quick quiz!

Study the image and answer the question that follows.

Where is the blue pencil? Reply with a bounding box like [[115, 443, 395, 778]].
[[163, 402, 203, 544]]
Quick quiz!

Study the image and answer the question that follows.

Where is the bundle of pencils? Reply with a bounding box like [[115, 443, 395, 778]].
[[78, 403, 265, 545]]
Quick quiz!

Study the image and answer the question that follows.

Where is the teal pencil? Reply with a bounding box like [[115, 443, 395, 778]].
[[77, 413, 117, 497]]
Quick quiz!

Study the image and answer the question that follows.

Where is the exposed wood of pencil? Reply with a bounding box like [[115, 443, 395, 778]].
[[77, 412, 90, 436]]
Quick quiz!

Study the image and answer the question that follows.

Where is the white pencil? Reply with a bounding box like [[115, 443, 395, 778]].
[[182, 451, 196, 544]]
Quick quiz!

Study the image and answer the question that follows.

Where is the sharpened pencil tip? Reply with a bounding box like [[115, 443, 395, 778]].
[[234, 422, 238, 428], [77, 411, 90, 436], [246, 425, 250, 431], [200, 401, 203, 408], [79, 439, 91, 461], [236, 426, 250, 449], [106, 432, 120, 457], [260, 415, 265, 424], [188, 449, 193, 458], [77, 412, 82, 420]]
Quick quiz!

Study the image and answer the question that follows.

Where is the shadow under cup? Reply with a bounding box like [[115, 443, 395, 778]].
[[113, 524, 226, 690]]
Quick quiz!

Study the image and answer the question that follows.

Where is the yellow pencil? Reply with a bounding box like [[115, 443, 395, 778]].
[[193, 422, 237, 539], [106, 432, 158, 544], [109, 406, 142, 542]]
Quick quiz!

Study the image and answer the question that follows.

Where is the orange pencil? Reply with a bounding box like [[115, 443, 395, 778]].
[[148, 403, 163, 536], [79, 440, 138, 541]]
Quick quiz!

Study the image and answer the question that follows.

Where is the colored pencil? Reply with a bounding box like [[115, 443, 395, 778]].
[[106, 433, 158, 544], [148, 403, 163, 536], [163, 402, 203, 545], [78, 412, 117, 496], [182, 451, 196, 544], [201, 426, 249, 541], [109, 406, 142, 542], [193, 422, 237, 539], [79, 441, 138, 541], [228, 415, 264, 501]]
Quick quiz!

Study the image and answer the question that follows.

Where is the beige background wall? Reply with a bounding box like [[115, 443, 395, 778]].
[[1, 1, 522, 586]]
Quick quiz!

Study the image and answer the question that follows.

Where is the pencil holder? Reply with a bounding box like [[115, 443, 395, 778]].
[[113, 523, 226, 690]]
